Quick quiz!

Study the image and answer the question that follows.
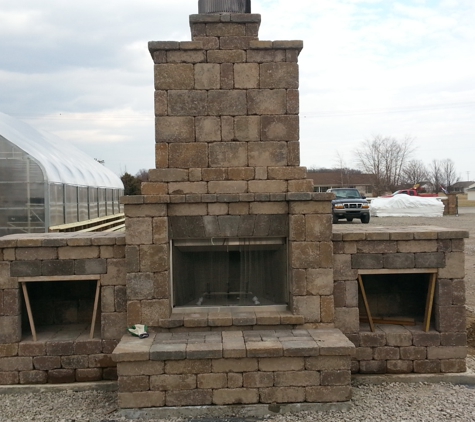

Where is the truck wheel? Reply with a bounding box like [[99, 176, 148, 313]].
[[346, 217, 353, 222], [361, 214, 370, 224], [333, 215, 339, 224]]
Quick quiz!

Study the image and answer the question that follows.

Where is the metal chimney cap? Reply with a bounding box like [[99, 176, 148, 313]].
[[198, 0, 251, 14]]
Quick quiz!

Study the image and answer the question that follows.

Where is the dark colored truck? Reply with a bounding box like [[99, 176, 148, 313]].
[[327, 188, 371, 224]]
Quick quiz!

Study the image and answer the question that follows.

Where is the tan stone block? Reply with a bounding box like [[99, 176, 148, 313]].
[[220, 36, 255, 50], [57, 246, 99, 260], [243, 372, 273, 388], [155, 143, 168, 168], [306, 356, 351, 371], [195, 116, 221, 142], [248, 180, 287, 193], [439, 252, 465, 279], [293, 296, 320, 323], [168, 203, 208, 216], [168, 90, 207, 116], [152, 217, 168, 245], [248, 142, 287, 167], [140, 244, 168, 273], [397, 240, 438, 253], [221, 115, 234, 140], [261, 116, 299, 141], [206, 23, 246, 37], [334, 308, 359, 334], [260, 62, 299, 89], [320, 242, 333, 269], [156, 116, 194, 143], [167, 50, 205, 63], [307, 268, 333, 295], [267, 167, 306, 180], [260, 387, 305, 404], [154, 90, 167, 116], [220, 63, 234, 90], [287, 89, 299, 114], [202, 168, 226, 181], [259, 357, 304, 372], [213, 388, 259, 405], [234, 63, 259, 88], [255, 167, 267, 179], [229, 202, 249, 215], [248, 89, 287, 115], [208, 50, 246, 63], [206, 203, 228, 216], [249, 202, 288, 215], [305, 386, 351, 403], [193, 36, 219, 50], [228, 167, 254, 180], [305, 214, 332, 242], [212, 358, 258, 373], [195, 63, 220, 89], [209, 142, 247, 167], [291, 242, 319, 269], [150, 374, 196, 391], [289, 179, 314, 192], [208, 90, 247, 115], [321, 296, 335, 323], [169, 143, 208, 168], [148, 169, 187, 182], [197, 373, 227, 389], [234, 116, 260, 141], [15, 247, 57, 260], [166, 359, 212, 374], [166, 390, 213, 407], [125, 218, 152, 245], [141, 183, 167, 196], [208, 181, 247, 194], [288, 141, 300, 166], [154, 64, 194, 90], [227, 373, 243, 388], [118, 361, 164, 376], [188, 168, 202, 181], [274, 370, 320, 387], [168, 182, 208, 195], [290, 215, 306, 241], [333, 254, 357, 281], [118, 391, 165, 409], [291, 268, 306, 295], [247, 49, 279, 63]]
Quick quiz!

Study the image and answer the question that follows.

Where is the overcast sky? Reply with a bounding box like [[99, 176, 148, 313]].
[[1, 0, 474, 181]]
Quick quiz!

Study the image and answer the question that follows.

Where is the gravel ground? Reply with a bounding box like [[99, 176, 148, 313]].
[[1, 210, 474, 422]]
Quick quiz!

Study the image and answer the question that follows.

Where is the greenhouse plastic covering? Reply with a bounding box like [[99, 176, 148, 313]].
[[0, 112, 123, 188], [370, 195, 444, 217]]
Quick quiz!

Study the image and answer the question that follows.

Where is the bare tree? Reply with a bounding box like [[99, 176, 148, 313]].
[[428, 159, 443, 193], [401, 160, 428, 186], [355, 135, 415, 195], [135, 168, 149, 182], [440, 159, 459, 190]]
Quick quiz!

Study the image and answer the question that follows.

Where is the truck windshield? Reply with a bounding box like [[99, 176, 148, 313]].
[[334, 189, 361, 199]]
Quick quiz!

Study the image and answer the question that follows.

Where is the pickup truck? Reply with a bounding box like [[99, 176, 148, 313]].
[[327, 188, 371, 224]]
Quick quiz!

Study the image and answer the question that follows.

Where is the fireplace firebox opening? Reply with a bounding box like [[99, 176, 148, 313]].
[[172, 237, 288, 308]]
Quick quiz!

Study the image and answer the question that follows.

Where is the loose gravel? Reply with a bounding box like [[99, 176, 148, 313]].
[[2, 382, 475, 421]]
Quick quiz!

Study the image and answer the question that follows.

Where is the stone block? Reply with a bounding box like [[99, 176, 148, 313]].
[[125, 218, 152, 245], [74, 339, 102, 355], [248, 89, 287, 115], [234, 116, 261, 141], [15, 247, 57, 261], [0, 344, 18, 357], [213, 388, 259, 405], [167, 390, 213, 407], [118, 361, 164, 376], [48, 369, 76, 384], [33, 356, 61, 370], [193, 36, 219, 50], [438, 252, 465, 278], [208, 90, 247, 115], [379, 325, 412, 347], [74, 259, 106, 275], [197, 373, 227, 389], [169, 143, 208, 168], [165, 359, 211, 374], [196, 116, 221, 142], [374, 347, 399, 360], [228, 167, 254, 180], [154, 90, 167, 116], [435, 306, 465, 332], [352, 254, 383, 269], [61, 355, 89, 369], [320, 296, 335, 323], [229, 202, 250, 215], [383, 253, 415, 269], [220, 63, 234, 90], [287, 89, 299, 114], [359, 360, 386, 374], [359, 331, 386, 347], [0, 372, 18, 384], [20, 370, 48, 384], [413, 360, 441, 373], [154, 64, 194, 90], [386, 360, 413, 374], [209, 142, 247, 167], [411, 330, 440, 347], [155, 143, 169, 168], [293, 296, 320, 323], [40, 260, 74, 276], [234, 63, 259, 88], [101, 258, 126, 286], [305, 214, 332, 242], [260, 63, 299, 89], [119, 375, 150, 392], [0, 316, 21, 343], [156, 117, 195, 143], [291, 243, 319, 269], [427, 346, 466, 360], [119, 391, 165, 409], [168, 90, 207, 116], [415, 252, 445, 268], [320, 370, 351, 386], [250, 202, 288, 215], [0, 356, 32, 372], [101, 312, 127, 340], [195, 63, 220, 89], [261, 116, 299, 141], [150, 374, 196, 391], [333, 256, 357, 283], [76, 368, 103, 382], [212, 358, 258, 373], [243, 372, 274, 388], [440, 359, 466, 373], [248, 180, 287, 193], [306, 356, 350, 371], [274, 370, 320, 387], [249, 142, 287, 167], [441, 332, 467, 347], [209, 181, 248, 194], [268, 167, 307, 180], [260, 387, 305, 404], [206, 23, 246, 37]]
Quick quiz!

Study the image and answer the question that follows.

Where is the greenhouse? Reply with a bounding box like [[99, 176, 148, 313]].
[[0, 112, 124, 236]]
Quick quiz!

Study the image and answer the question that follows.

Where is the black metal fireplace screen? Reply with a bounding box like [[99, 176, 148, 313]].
[[172, 237, 288, 308]]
